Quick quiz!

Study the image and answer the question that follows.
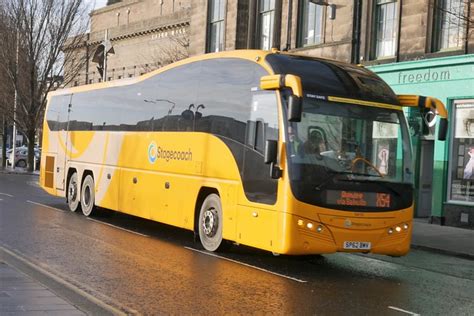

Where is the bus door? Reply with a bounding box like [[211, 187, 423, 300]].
[[55, 94, 73, 191]]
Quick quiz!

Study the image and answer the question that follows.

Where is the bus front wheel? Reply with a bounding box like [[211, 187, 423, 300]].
[[198, 194, 225, 252], [81, 174, 97, 217], [67, 172, 81, 212]]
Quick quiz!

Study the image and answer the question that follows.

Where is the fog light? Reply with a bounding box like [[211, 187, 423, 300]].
[[395, 226, 402, 232], [403, 223, 409, 230], [388, 228, 393, 234], [306, 222, 314, 229], [317, 225, 323, 233], [297, 219, 304, 226]]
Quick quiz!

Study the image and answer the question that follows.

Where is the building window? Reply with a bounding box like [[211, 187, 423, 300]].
[[207, 0, 225, 52], [373, 0, 398, 59], [432, 0, 465, 51], [448, 100, 474, 204], [298, 1, 324, 47], [258, 0, 275, 50]]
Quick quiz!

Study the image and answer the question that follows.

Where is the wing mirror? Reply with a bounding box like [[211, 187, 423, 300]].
[[264, 139, 282, 179], [261, 74, 303, 122], [398, 95, 448, 141]]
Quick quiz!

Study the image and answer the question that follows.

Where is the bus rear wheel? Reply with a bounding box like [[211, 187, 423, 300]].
[[198, 194, 225, 252], [67, 172, 81, 212], [81, 174, 97, 217]]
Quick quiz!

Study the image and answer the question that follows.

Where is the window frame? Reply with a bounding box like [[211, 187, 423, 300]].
[[371, 0, 399, 60], [257, 0, 276, 50], [206, 0, 227, 53], [297, 0, 325, 48], [431, 0, 466, 52]]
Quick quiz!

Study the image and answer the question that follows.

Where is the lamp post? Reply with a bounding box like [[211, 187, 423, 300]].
[[12, 28, 20, 169]]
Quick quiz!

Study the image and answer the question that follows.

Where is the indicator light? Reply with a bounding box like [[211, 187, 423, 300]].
[[306, 222, 314, 229], [395, 226, 402, 232], [388, 228, 393, 234], [297, 219, 304, 226], [317, 225, 323, 233]]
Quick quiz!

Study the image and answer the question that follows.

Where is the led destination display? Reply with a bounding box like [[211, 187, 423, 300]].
[[325, 190, 391, 208]]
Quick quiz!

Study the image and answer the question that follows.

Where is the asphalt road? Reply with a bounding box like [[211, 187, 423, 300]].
[[1, 173, 473, 315]]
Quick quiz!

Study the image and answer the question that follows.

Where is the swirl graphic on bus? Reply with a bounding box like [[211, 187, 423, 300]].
[[148, 141, 158, 164]]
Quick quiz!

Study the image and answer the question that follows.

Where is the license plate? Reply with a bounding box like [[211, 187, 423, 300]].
[[343, 241, 371, 250]]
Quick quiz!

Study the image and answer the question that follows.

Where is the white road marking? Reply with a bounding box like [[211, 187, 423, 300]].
[[185, 246, 307, 283], [86, 218, 149, 238], [26, 200, 65, 212], [0, 192, 13, 197], [388, 306, 420, 315], [0, 198, 3, 201]]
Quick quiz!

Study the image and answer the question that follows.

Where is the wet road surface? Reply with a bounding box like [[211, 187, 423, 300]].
[[1, 174, 473, 315]]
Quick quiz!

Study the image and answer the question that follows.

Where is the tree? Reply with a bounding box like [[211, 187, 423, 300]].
[[0, 0, 91, 171]]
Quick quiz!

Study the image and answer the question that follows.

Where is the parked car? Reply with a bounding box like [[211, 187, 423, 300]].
[[7, 147, 40, 169]]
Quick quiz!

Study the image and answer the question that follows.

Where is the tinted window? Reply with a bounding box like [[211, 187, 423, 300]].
[[47, 63, 200, 132], [46, 94, 72, 131], [194, 58, 267, 143], [266, 54, 399, 105]]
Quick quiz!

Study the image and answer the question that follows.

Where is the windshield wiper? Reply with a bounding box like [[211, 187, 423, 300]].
[[314, 170, 349, 191]]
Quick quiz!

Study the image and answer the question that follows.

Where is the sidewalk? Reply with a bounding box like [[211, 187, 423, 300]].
[[0, 166, 39, 176], [411, 218, 474, 259], [0, 261, 85, 315]]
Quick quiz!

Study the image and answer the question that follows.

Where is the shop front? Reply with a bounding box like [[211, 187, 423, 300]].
[[369, 54, 474, 228]]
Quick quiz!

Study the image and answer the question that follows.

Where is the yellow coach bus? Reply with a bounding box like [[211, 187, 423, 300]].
[[40, 50, 447, 256]]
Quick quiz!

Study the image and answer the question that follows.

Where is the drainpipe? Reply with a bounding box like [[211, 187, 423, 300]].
[[247, 0, 257, 48], [351, 0, 362, 64], [272, 0, 283, 49], [395, 0, 403, 62], [286, 0, 293, 50], [465, 0, 471, 54]]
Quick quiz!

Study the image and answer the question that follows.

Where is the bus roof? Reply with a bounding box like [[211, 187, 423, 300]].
[[265, 53, 400, 105], [50, 49, 399, 106]]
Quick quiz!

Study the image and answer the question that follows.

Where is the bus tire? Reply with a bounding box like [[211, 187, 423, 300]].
[[67, 172, 81, 212], [198, 193, 225, 252], [81, 174, 96, 217]]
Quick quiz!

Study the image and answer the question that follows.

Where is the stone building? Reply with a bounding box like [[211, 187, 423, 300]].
[[65, 0, 474, 228], [66, 0, 191, 86]]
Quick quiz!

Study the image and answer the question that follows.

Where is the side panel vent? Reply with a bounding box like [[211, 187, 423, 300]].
[[44, 156, 55, 188]]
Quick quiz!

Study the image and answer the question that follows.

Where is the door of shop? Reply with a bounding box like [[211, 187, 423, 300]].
[[417, 140, 434, 217]]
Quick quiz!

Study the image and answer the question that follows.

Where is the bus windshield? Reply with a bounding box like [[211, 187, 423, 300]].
[[285, 96, 413, 211]]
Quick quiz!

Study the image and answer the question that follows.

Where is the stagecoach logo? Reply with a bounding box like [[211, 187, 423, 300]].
[[147, 141, 193, 164], [344, 219, 352, 228], [148, 141, 158, 164]]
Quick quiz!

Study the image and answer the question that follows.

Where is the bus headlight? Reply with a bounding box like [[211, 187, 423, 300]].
[[403, 223, 409, 230], [317, 225, 323, 233], [395, 226, 402, 232], [388, 228, 393, 234], [306, 222, 314, 229]]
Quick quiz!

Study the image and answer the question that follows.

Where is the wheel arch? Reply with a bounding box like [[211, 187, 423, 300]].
[[81, 169, 94, 185]]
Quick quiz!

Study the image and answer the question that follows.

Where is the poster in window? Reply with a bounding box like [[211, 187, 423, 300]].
[[449, 102, 474, 203]]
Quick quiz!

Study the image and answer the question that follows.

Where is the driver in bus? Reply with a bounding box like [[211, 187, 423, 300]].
[[303, 130, 326, 156]]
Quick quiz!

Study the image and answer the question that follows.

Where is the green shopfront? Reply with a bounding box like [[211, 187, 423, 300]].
[[369, 54, 474, 228]]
